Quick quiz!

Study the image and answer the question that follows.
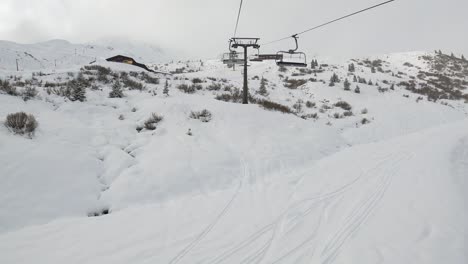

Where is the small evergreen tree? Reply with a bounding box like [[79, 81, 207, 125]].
[[163, 79, 170, 96], [368, 80, 373, 86], [371, 67, 376, 73], [353, 75, 358, 82], [348, 63, 355, 72], [109, 81, 124, 98], [390, 83, 395, 90], [258, 77, 268, 96], [462, 55, 466, 61], [69, 80, 86, 102], [329, 73, 340, 87], [344, 78, 351, 91], [311, 59, 318, 68], [354, 85, 361, 94], [451, 52, 455, 58]]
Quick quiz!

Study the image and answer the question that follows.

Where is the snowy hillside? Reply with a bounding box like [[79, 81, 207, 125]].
[[0, 48, 467, 264], [0, 39, 172, 71]]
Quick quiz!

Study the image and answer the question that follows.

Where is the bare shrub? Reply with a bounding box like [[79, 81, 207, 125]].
[[284, 78, 307, 89], [0, 79, 18, 96], [334, 101, 352, 111], [192, 78, 203, 84], [207, 82, 222, 91], [178, 84, 196, 94], [190, 109, 212, 122], [306, 101, 316, 108], [292, 100, 303, 113], [121, 74, 144, 91], [258, 100, 293, 114], [140, 72, 159, 84], [333, 112, 342, 119], [5, 112, 38, 137], [301, 113, 319, 120], [22, 86, 38, 101], [215, 88, 243, 103], [144, 113, 163, 130]]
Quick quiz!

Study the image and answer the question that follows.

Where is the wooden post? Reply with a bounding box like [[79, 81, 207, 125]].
[[16, 59, 19, 71]]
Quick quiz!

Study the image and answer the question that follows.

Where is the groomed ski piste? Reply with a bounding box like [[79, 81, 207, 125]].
[[0, 41, 467, 263]]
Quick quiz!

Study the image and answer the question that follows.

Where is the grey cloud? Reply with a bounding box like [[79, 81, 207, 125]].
[[0, 0, 467, 58]]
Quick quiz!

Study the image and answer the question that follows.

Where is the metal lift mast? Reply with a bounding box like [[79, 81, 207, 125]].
[[231, 37, 260, 104]]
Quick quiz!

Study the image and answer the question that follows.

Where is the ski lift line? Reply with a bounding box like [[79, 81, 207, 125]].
[[233, 0, 244, 37], [261, 0, 396, 46]]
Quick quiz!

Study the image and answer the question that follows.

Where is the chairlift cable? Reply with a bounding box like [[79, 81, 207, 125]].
[[261, 0, 396, 46], [233, 0, 244, 37]]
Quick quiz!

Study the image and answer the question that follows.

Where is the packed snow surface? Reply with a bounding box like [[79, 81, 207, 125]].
[[0, 44, 467, 264]]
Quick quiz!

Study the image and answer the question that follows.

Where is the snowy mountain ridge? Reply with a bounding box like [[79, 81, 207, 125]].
[[0, 39, 173, 71], [0, 46, 467, 264]]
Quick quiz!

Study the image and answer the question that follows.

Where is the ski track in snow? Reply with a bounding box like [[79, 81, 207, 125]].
[[320, 153, 411, 264], [168, 158, 248, 264], [205, 151, 411, 264]]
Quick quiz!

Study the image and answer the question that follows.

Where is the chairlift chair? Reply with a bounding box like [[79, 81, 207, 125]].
[[222, 39, 246, 65], [276, 35, 308, 68], [250, 47, 263, 62]]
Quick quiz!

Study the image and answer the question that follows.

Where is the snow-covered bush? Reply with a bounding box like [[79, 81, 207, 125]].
[[301, 113, 319, 120], [292, 100, 303, 113], [207, 82, 222, 91], [190, 109, 212, 123], [21, 86, 38, 101], [215, 88, 243, 103], [177, 84, 196, 94], [140, 72, 160, 85], [4, 112, 38, 137], [278, 65, 287, 72], [120, 73, 144, 91], [0, 79, 18, 96], [144, 113, 164, 130]]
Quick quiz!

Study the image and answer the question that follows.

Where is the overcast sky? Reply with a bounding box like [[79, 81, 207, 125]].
[[0, 0, 467, 59]]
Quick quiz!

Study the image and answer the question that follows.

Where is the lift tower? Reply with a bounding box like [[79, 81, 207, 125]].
[[231, 38, 260, 104]]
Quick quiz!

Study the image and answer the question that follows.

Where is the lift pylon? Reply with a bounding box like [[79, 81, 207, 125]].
[[231, 37, 260, 104]]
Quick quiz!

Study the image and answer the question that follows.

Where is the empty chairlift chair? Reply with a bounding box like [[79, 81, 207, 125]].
[[276, 35, 308, 68], [222, 39, 245, 66]]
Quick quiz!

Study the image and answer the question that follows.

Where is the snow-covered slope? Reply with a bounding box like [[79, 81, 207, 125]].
[[0, 48, 467, 264], [0, 39, 172, 71]]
